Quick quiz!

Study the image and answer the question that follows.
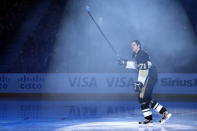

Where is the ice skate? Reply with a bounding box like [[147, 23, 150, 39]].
[[159, 111, 172, 124], [139, 119, 153, 126]]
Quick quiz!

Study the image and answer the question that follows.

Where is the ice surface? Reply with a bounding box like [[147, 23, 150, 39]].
[[0, 99, 197, 131]]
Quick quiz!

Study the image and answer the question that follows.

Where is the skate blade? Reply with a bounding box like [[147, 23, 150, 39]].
[[161, 113, 172, 124], [139, 123, 153, 127]]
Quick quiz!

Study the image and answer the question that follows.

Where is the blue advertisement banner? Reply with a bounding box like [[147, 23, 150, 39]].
[[0, 73, 197, 94]]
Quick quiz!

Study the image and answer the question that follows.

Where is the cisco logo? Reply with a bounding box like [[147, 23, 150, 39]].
[[0, 75, 10, 89], [17, 75, 44, 90]]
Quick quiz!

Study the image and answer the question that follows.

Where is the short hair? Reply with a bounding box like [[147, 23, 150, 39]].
[[132, 40, 141, 49]]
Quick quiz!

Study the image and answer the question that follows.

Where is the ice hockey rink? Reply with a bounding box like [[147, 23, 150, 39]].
[[0, 99, 197, 131], [1, 0, 197, 131]]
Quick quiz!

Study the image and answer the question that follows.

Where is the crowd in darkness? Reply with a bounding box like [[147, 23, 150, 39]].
[[0, 0, 66, 73], [10, 0, 63, 73], [0, 0, 36, 51], [0, 0, 197, 73]]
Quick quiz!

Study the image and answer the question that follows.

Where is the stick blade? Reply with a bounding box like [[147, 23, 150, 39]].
[[85, 5, 90, 12]]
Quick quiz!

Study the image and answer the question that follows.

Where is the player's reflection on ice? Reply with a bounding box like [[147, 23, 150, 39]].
[[138, 126, 167, 131], [56, 119, 197, 131], [0, 100, 139, 120], [0, 99, 197, 131]]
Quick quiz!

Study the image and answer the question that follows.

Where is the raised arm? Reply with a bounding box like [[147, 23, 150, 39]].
[[118, 59, 136, 69]]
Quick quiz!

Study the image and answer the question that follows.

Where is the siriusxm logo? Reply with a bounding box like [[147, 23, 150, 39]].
[[160, 78, 197, 87]]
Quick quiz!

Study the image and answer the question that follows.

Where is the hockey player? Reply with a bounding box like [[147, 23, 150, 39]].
[[119, 40, 172, 124]]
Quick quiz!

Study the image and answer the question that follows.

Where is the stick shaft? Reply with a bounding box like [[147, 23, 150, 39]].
[[87, 11, 120, 59]]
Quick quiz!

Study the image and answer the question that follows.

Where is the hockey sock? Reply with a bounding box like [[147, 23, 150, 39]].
[[151, 100, 167, 114], [141, 102, 152, 120]]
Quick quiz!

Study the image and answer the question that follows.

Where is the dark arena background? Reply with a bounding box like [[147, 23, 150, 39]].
[[1, 0, 197, 130]]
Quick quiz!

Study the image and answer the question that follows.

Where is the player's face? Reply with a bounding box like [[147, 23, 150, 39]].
[[132, 42, 140, 52]]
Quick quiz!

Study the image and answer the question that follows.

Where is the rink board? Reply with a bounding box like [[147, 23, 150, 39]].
[[0, 73, 197, 95]]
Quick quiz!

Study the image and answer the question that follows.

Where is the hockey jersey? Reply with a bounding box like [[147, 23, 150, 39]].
[[126, 49, 152, 85]]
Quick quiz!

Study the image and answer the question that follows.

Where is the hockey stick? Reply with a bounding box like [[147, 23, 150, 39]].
[[85, 5, 121, 60]]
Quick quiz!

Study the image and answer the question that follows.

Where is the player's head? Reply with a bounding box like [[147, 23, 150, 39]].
[[132, 40, 141, 52]]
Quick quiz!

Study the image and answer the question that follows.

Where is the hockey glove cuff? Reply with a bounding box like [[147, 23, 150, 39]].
[[118, 58, 127, 65], [134, 81, 143, 92]]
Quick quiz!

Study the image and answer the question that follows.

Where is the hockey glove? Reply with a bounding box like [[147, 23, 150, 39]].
[[118, 58, 127, 65], [134, 81, 143, 92]]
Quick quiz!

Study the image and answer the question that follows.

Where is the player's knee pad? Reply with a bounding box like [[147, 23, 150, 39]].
[[140, 101, 149, 109], [138, 97, 151, 104], [138, 98, 144, 104], [150, 99, 157, 109]]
